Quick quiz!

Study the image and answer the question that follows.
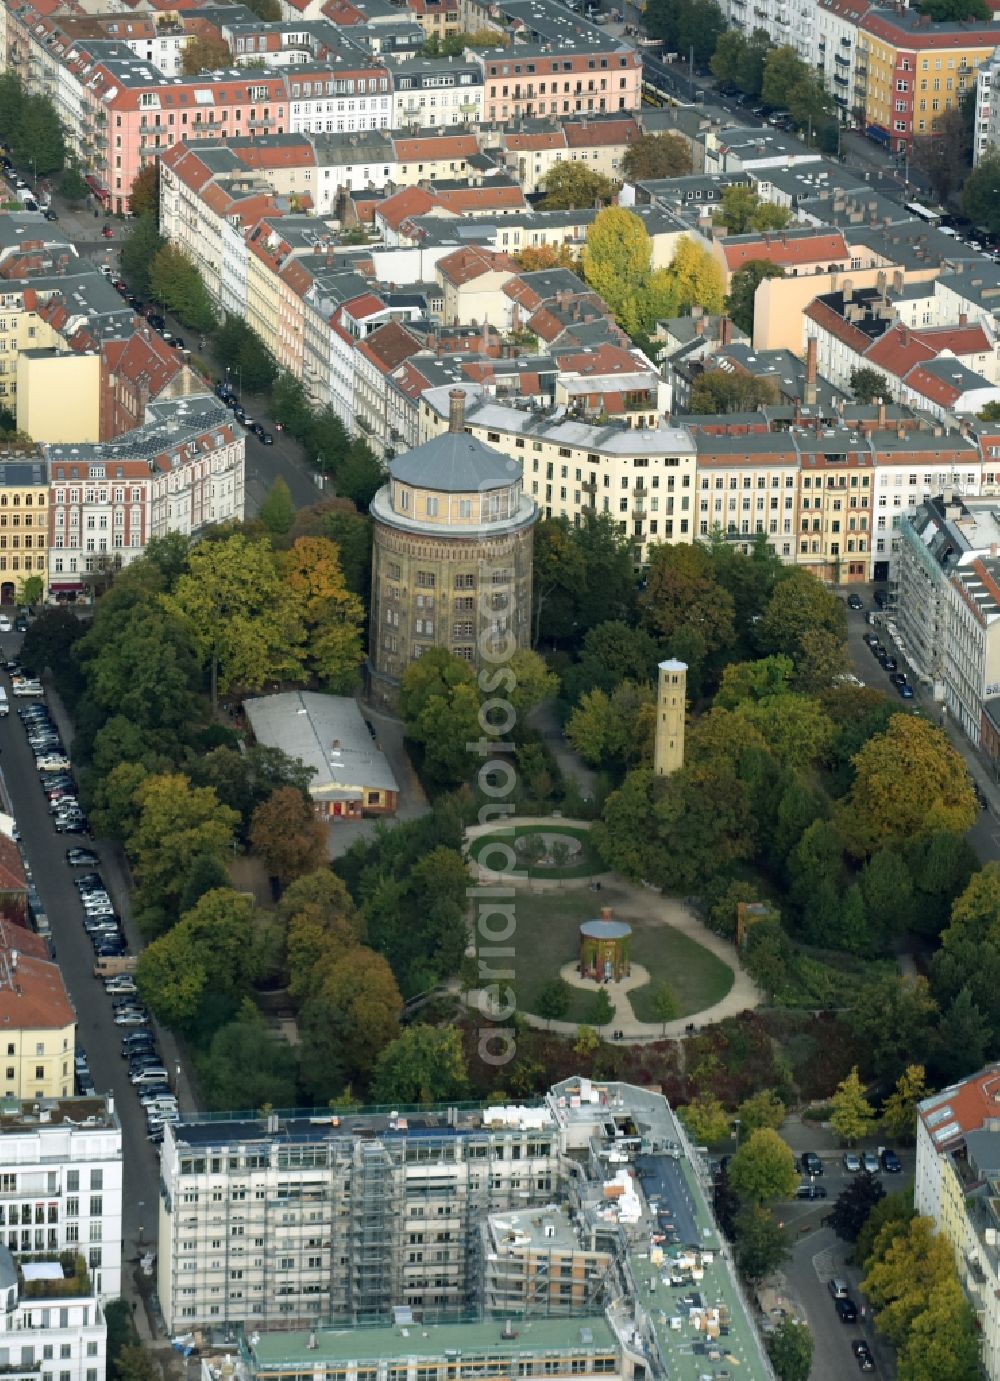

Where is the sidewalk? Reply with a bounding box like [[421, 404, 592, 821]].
[[527, 698, 598, 802]]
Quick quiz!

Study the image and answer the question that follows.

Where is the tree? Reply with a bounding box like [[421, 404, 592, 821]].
[[964, 153, 1000, 236], [136, 888, 260, 1027], [537, 978, 571, 1027], [12, 93, 64, 175], [668, 237, 725, 315], [589, 987, 614, 1026], [852, 975, 940, 1086], [57, 162, 88, 204], [562, 621, 659, 703], [507, 647, 559, 719], [21, 574, 43, 608], [250, 787, 327, 884], [335, 439, 383, 511], [830, 1171, 886, 1244], [305, 945, 403, 1077], [931, 986, 990, 1086], [372, 1025, 468, 1104], [918, 0, 988, 17], [541, 162, 616, 209], [565, 680, 655, 770], [622, 132, 692, 181], [882, 1065, 929, 1143], [198, 1002, 298, 1110], [679, 1093, 731, 1145], [726, 259, 784, 336], [646, 0, 724, 63], [689, 370, 777, 414], [532, 512, 635, 647], [898, 1274, 982, 1381], [862, 1215, 957, 1348], [178, 852, 231, 916], [714, 185, 792, 236], [829, 1066, 876, 1144], [757, 568, 847, 662], [120, 213, 165, 300], [859, 848, 914, 944], [128, 163, 159, 218], [733, 1205, 789, 1283], [841, 716, 977, 856], [213, 313, 277, 393], [271, 371, 313, 438], [259, 477, 295, 536], [581, 208, 652, 326], [128, 774, 240, 930], [911, 109, 971, 204], [766, 1320, 813, 1381], [514, 243, 579, 273], [650, 981, 678, 1034], [399, 646, 481, 788], [736, 1089, 786, 1137], [148, 244, 216, 333], [850, 365, 890, 404], [728, 1127, 797, 1204], [932, 864, 1000, 1032], [181, 32, 233, 74], [163, 532, 307, 703], [642, 541, 735, 661], [281, 536, 364, 692]]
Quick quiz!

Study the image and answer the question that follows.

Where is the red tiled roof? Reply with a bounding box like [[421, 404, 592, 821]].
[[356, 321, 423, 373], [563, 116, 640, 148], [904, 363, 964, 407], [861, 11, 999, 47], [343, 292, 387, 321], [554, 344, 639, 375], [505, 131, 566, 151], [436, 185, 528, 214], [804, 298, 873, 353], [913, 324, 992, 355], [394, 134, 479, 160], [377, 185, 441, 230], [864, 324, 936, 375], [0, 836, 25, 896], [722, 231, 849, 272], [437, 245, 519, 286]]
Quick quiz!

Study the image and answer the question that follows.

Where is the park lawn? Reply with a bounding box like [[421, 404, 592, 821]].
[[470, 823, 603, 880], [507, 888, 734, 1025]]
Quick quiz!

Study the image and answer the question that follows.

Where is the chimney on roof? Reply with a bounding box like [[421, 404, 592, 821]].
[[843, 280, 854, 304], [448, 389, 467, 434], [878, 398, 886, 430], [694, 318, 705, 337], [900, 324, 910, 347], [960, 312, 968, 327], [805, 336, 818, 407], [720, 316, 732, 347]]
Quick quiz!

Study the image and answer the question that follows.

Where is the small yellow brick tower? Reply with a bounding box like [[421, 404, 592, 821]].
[[654, 658, 687, 776]]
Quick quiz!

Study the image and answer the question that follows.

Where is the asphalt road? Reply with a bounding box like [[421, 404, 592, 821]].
[[776, 1146, 913, 1381], [0, 654, 160, 1263]]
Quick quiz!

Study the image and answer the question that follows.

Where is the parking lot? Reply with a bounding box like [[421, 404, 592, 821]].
[[0, 642, 165, 1262]]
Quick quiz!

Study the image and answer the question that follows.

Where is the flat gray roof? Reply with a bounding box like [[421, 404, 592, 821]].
[[244, 691, 398, 797]]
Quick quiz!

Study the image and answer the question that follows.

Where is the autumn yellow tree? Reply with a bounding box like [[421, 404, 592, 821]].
[[515, 243, 579, 273], [181, 32, 233, 75], [839, 715, 978, 855], [281, 535, 365, 692], [667, 236, 726, 315], [582, 207, 653, 325], [250, 786, 328, 885], [881, 1064, 929, 1142]]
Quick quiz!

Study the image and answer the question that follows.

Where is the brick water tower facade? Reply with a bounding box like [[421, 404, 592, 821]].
[[368, 389, 538, 707]]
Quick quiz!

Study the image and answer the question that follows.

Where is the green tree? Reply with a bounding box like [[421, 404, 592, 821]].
[[689, 370, 778, 414], [852, 975, 940, 1085], [910, 108, 972, 204], [57, 162, 88, 204], [932, 863, 1000, 1033], [13, 93, 65, 175], [860, 848, 914, 943], [736, 1089, 786, 1137], [715, 655, 793, 709], [713, 186, 791, 236], [148, 244, 216, 332], [541, 162, 616, 209], [562, 621, 659, 702], [855, 1189, 913, 1271], [399, 647, 481, 789], [250, 787, 327, 884], [726, 259, 784, 336], [581, 208, 652, 325], [258, 476, 295, 536], [678, 1093, 731, 1145], [127, 773, 240, 930], [163, 532, 306, 703], [733, 1205, 789, 1283], [537, 978, 571, 1027], [270, 371, 313, 438], [829, 1066, 876, 1144], [882, 1064, 929, 1143], [565, 680, 655, 771], [372, 1025, 468, 1104], [128, 162, 159, 218], [120, 213, 165, 300], [650, 981, 678, 1033], [213, 313, 277, 393], [757, 568, 847, 661], [728, 1127, 797, 1204], [136, 888, 259, 1027], [932, 986, 990, 1085], [850, 365, 890, 404], [646, 0, 724, 63], [507, 647, 559, 720], [918, 0, 988, 18], [533, 512, 635, 646], [588, 987, 614, 1026], [642, 541, 735, 662], [178, 852, 231, 916], [180, 32, 233, 74], [198, 1002, 298, 1110], [622, 132, 692, 180], [766, 1320, 813, 1381], [841, 716, 977, 856], [335, 439, 383, 510], [20, 574, 43, 607], [963, 153, 1000, 234]]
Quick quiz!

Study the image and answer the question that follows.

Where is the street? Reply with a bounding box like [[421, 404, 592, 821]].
[[0, 651, 161, 1265], [775, 1120, 913, 1381]]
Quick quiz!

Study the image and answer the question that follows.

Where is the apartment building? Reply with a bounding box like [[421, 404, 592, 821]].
[[858, 9, 996, 153], [0, 1247, 106, 1381], [0, 454, 48, 603], [420, 388, 696, 563], [816, 0, 872, 126], [973, 46, 999, 165], [0, 936, 74, 1103], [870, 428, 982, 581], [915, 1066, 1000, 1379], [385, 54, 484, 128], [354, 320, 425, 456], [45, 396, 244, 594], [159, 1077, 773, 1380], [0, 1094, 122, 1302]]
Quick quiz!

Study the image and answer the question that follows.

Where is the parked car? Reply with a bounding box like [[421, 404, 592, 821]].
[[795, 1183, 828, 1199], [100, 224, 114, 238], [862, 1151, 880, 1174], [260, 431, 273, 445], [898, 683, 914, 699], [880, 1148, 902, 1173], [836, 1297, 859, 1324], [843, 1152, 862, 1173], [847, 593, 863, 610], [799, 1151, 823, 1176], [852, 1339, 876, 1372], [67, 848, 99, 867]]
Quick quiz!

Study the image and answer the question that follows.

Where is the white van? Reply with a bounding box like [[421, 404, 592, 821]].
[[0, 687, 9, 717]]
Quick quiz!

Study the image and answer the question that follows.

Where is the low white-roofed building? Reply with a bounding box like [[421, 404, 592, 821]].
[[243, 691, 398, 820]]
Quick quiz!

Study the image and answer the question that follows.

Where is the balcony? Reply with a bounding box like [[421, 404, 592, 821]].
[[834, 74, 848, 87], [835, 51, 849, 66]]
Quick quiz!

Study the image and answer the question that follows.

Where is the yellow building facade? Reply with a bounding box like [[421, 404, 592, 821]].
[[16, 352, 100, 444], [0, 452, 49, 603]]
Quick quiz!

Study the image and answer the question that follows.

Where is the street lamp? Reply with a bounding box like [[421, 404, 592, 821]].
[[137, 1201, 145, 1248]]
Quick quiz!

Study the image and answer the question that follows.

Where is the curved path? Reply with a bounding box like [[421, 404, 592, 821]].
[[463, 817, 762, 1042]]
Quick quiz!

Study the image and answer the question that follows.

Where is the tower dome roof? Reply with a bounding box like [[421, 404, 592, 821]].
[[388, 432, 522, 494]]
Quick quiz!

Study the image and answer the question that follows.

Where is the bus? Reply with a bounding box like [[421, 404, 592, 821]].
[[905, 201, 941, 223]]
